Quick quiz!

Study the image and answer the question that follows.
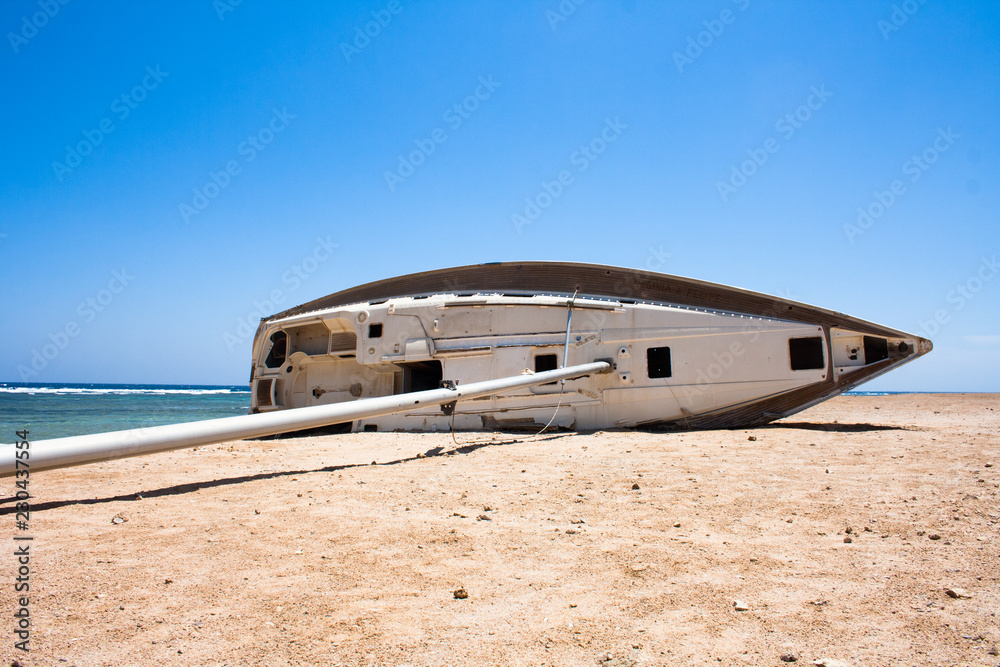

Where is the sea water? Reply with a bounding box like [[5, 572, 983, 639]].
[[0, 383, 250, 442], [0, 383, 915, 444]]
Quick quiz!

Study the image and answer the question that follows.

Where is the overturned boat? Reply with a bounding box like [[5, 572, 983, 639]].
[[249, 261, 931, 432], [0, 262, 931, 477]]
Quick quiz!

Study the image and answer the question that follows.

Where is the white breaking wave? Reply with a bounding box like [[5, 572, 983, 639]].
[[0, 386, 249, 396]]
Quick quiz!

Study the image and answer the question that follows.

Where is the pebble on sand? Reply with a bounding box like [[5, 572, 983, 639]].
[[453, 588, 469, 599], [780, 651, 799, 662], [733, 600, 749, 611], [944, 587, 972, 599]]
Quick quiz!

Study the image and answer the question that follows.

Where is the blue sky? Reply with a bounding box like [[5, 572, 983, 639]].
[[1, 0, 997, 390]]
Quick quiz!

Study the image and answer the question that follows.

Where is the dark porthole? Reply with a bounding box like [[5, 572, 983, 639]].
[[789, 337, 825, 371], [535, 353, 558, 385], [647, 347, 672, 379], [264, 331, 287, 368]]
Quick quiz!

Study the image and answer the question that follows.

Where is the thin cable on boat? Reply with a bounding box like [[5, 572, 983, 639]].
[[526, 384, 566, 440], [532, 289, 577, 438], [448, 290, 578, 447]]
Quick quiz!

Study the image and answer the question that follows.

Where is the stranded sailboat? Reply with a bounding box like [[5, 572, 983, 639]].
[[249, 261, 931, 432], [1, 262, 930, 476]]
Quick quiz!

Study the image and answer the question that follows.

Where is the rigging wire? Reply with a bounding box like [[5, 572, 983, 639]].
[[449, 290, 579, 447]]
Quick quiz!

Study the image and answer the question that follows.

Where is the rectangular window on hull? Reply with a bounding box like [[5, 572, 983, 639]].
[[647, 347, 672, 378], [535, 353, 558, 385], [399, 360, 443, 393], [535, 354, 558, 373], [789, 337, 825, 370], [863, 336, 889, 364]]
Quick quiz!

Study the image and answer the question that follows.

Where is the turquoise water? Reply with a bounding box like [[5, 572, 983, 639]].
[[0, 383, 250, 442], [0, 383, 927, 444]]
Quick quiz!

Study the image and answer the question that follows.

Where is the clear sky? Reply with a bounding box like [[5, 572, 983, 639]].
[[1, 0, 997, 390]]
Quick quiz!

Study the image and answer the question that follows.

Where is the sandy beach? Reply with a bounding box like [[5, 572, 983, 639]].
[[3, 393, 998, 667]]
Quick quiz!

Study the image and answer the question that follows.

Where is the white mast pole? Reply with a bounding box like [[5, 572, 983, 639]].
[[1, 361, 610, 476]]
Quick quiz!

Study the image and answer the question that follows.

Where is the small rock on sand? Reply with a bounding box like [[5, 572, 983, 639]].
[[944, 587, 972, 599], [453, 588, 468, 599], [733, 599, 749, 611], [780, 651, 799, 662]]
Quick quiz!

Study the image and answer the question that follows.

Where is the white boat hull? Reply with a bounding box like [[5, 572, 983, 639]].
[[250, 262, 931, 432]]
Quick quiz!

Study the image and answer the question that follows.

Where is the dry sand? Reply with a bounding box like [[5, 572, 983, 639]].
[[3, 393, 999, 667]]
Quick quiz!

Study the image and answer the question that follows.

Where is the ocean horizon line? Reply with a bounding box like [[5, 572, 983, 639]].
[[1, 382, 992, 397], [0, 381, 250, 396]]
